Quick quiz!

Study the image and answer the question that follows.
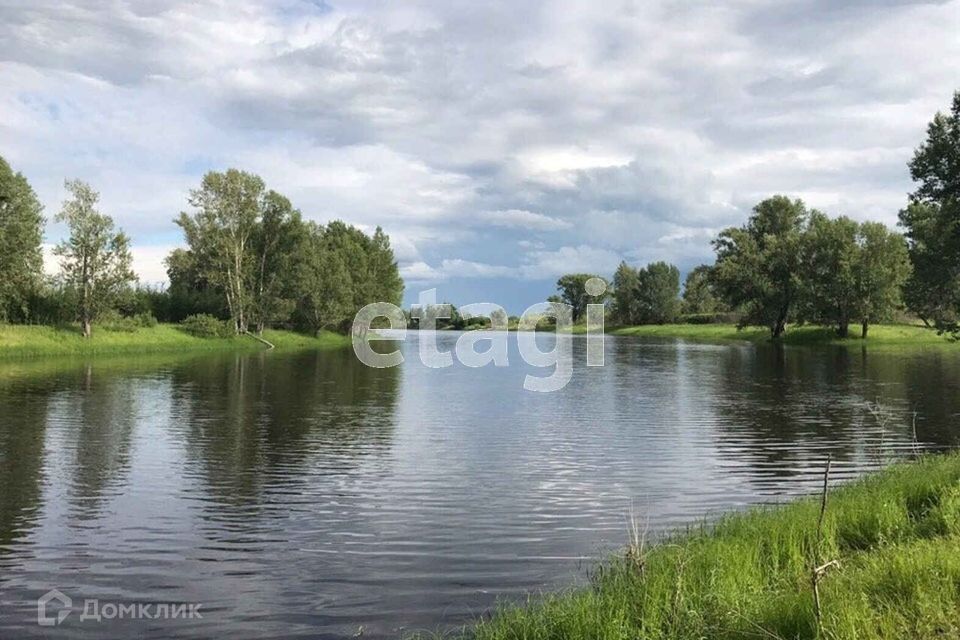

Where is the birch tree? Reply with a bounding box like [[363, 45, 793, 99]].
[[54, 180, 136, 337], [176, 169, 263, 334]]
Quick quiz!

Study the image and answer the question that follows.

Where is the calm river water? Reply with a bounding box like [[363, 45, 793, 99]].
[[1, 332, 958, 638]]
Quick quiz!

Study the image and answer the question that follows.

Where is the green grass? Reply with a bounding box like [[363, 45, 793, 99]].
[[0, 323, 351, 359], [437, 454, 960, 640], [606, 323, 957, 348]]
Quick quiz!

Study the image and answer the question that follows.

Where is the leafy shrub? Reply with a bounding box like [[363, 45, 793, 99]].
[[95, 309, 159, 332], [134, 312, 157, 328], [180, 313, 232, 338], [98, 309, 138, 332]]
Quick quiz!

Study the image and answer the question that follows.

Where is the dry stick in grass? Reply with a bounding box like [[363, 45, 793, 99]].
[[811, 455, 838, 636]]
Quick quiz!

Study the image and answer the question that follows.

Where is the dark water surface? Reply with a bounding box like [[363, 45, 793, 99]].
[[1, 333, 959, 638]]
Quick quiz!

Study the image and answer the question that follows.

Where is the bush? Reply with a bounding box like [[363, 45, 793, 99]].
[[134, 312, 158, 328], [180, 313, 232, 338], [95, 309, 159, 332]]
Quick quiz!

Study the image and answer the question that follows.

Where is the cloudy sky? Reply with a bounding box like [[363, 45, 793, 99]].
[[1, 0, 958, 311]]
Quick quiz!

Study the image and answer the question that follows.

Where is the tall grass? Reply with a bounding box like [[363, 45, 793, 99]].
[[438, 454, 960, 640]]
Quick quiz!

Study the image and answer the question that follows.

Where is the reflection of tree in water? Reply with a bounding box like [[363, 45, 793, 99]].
[[171, 348, 400, 509], [706, 345, 936, 485], [0, 360, 146, 551], [0, 378, 50, 555], [892, 351, 960, 447], [60, 364, 139, 519]]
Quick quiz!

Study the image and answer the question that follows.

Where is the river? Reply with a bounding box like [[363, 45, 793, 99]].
[[1, 332, 958, 638]]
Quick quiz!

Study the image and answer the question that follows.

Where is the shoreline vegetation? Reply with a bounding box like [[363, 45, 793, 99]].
[[0, 324, 351, 359], [2, 322, 954, 360], [439, 453, 960, 640], [602, 322, 958, 348]]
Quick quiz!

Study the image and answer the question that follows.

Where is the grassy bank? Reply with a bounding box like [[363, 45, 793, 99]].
[[0, 323, 351, 359], [449, 454, 960, 640], [605, 323, 956, 347]]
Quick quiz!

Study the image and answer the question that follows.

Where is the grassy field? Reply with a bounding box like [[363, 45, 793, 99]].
[[0, 323, 351, 359], [441, 453, 960, 640], [605, 323, 957, 348]]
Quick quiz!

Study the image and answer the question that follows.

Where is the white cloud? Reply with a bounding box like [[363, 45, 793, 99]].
[[42, 242, 175, 285], [479, 209, 572, 231], [519, 245, 622, 280], [400, 260, 443, 282]]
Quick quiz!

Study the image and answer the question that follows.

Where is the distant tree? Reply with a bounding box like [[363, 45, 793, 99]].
[[899, 91, 960, 334], [612, 261, 640, 325], [636, 261, 680, 324], [712, 196, 808, 338], [555, 273, 605, 323], [0, 156, 44, 322], [54, 180, 136, 337], [489, 308, 508, 328], [681, 265, 722, 315]]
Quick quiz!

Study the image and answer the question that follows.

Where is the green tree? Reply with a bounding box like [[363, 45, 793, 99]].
[[555, 273, 604, 323], [294, 223, 354, 334], [369, 226, 404, 306], [712, 196, 808, 338], [798, 213, 861, 337], [854, 221, 911, 338], [54, 180, 136, 337], [612, 261, 640, 325], [800, 214, 911, 338], [323, 220, 374, 321], [899, 91, 960, 333], [636, 261, 680, 324], [0, 156, 44, 321], [176, 169, 264, 334], [681, 265, 721, 315], [250, 191, 303, 334], [164, 247, 225, 321]]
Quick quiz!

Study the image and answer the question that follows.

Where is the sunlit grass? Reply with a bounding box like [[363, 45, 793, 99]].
[[0, 323, 351, 358], [429, 454, 960, 640]]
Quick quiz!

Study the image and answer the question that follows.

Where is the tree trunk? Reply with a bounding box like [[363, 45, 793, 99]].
[[772, 318, 786, 339], [837, 318, 849, 338], [772, 303, 789, 339], [861, 319, 869, 339], [82, 317, 92, 338]]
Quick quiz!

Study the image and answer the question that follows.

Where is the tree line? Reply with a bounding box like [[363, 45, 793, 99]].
[[0, 163, 403, 337], [551, 90, 960, 340]]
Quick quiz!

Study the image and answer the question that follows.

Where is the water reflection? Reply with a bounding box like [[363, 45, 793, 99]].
[[0, 336, 957, 638], [0, 374, 49, 554]]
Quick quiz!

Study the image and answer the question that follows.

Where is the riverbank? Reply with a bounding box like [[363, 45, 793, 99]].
[[449, 453, 960, 640], [0, 324, 351, 359], [603, 323, 956, 347]]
